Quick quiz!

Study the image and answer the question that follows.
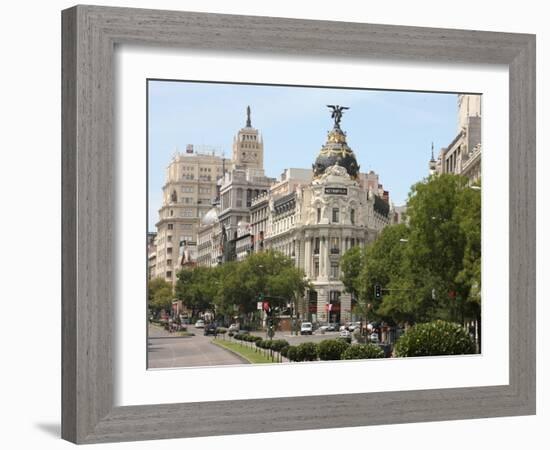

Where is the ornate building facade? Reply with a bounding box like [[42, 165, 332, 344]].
[[198, 105, 392, 325]]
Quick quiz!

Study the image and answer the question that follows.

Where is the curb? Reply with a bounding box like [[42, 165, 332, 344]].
[[210, 340, 252, 365]]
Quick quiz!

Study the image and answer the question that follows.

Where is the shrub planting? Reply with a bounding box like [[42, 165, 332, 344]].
[[286, 346, 299, 362], [394, 320, 476, 357], [295, 342, 319, 362], [342, 344, 384, 360], [269, 339, 290, 352], [318, 339, 350, 361]]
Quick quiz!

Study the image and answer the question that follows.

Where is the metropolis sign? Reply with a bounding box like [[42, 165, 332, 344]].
[[324, 187, 348, 195]]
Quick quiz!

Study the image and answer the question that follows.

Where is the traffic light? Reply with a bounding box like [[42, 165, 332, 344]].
[[374, 284, 382, 299]]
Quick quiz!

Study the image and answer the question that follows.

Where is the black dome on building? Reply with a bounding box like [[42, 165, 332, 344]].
[[312, 126, 360, 179]]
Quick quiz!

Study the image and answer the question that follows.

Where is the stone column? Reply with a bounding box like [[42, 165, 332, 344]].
[[320, 236, 327, 279], [304, 238, 311, 277]]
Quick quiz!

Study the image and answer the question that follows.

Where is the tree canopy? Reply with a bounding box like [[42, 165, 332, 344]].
[[340, 174, 481, 328], [174, 250, 309, 323], [147, 277, 173, 314]]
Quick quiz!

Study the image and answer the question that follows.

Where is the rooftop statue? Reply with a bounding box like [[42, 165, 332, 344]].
[[326, 104, 349, 128]]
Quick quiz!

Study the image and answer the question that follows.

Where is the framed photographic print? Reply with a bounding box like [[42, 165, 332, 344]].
[[62, 5, 535, 444]]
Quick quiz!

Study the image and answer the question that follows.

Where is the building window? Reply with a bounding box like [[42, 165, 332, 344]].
[[314, 237, 320, 254], [332, 208, 339, 223], [350, 208, 355, 225], [167, 247, 173, 254], [236, 188, 243, 208], [330, 237, 340, 254], [314, 262, 320, 278], [167, 236, 172, 242], [166, 271, 172, 278], [330, 263, 339, 279], [317, 208, 321, 223], [167, 223, 174, 230], [167, 259, 172, 266]]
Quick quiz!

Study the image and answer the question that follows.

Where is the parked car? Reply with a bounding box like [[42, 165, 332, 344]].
[[204, 323, 217, 336], [326, 323, 339, 332], [194, 319, 205, 328], [339, 329, 351, 338], [228, 323, 240, 333], [300, 322, 313, 335], [318, 323, 329, 333], [369, 333, 380, 344]]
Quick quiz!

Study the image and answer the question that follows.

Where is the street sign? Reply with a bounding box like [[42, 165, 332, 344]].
[[257, 302, 263, 310]]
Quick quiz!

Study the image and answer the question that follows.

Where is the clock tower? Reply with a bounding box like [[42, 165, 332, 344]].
[[231, 106, 264, 170]]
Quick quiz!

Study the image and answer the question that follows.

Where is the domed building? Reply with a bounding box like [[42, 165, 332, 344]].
[[312, 126, 360, 180], [196, 205, 223, 267], [260, 106, 392, 324], [195, 105, 393, 325]]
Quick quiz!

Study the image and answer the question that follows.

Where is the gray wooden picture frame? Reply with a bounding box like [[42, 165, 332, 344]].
[[61, 4, 536, 444]]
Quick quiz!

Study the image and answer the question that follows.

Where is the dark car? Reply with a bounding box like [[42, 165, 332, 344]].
[[204, 323, 218, 336]]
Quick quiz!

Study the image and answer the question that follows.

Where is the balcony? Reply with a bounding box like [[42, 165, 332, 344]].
[[330, 248, 340, 255], [313, 248, 320, 255]]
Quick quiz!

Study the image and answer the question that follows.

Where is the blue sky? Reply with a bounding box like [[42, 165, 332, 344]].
[[148, 80, 459, 231]]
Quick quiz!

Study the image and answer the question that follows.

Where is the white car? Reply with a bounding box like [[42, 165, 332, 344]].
[[300, 322, 313, 335], [369, 333, 380, 344], [228, 323, 239, 332], [194, 319, 205, 328]]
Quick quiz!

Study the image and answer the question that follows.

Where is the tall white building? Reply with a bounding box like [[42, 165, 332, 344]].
[[217, 107, 275, 262], [153, 148, 225, 284], [430, 94, 482, 182]]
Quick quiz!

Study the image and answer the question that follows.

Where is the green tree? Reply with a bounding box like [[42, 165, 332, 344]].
[[403, 174, 471, 322], [340, 174, 481, 332], [147, 278, 173, 314], [175, 266, 218, 319], [225, 250, 309, 315], [455, 181, 482, 342], [340, 245, 363, 301]]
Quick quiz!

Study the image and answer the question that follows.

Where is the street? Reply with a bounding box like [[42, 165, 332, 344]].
[[147, 324, 247, 368], [147, 323, 353, 369]]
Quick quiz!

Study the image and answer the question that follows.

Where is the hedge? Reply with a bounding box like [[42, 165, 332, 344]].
[[342, 344, 384, 360], [286, 346, 299, 362], [295, 342, 318, 362], [269, 339, 290, 352], [394, 320, 476, 357], [318, 339, 350, 361]]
